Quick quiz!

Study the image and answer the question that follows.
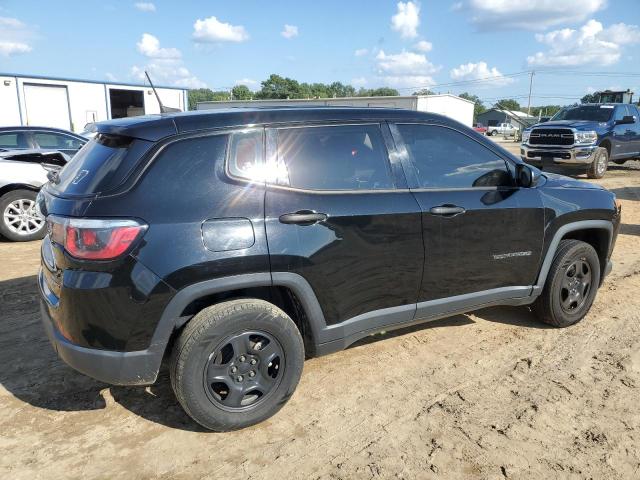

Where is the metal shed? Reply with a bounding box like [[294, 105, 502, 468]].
[[197, 94, 475, 127], [0, 72, 188, 133]]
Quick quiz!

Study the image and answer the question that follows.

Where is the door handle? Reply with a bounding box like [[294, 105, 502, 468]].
[[279, 210, 328, 225], [429, 205, 466, 217]]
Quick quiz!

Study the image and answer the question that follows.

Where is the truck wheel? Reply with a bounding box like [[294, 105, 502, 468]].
[[0, 189, 46, 242], [587, 147, 608, 179], [533, 240, 600, 328], [170, 299, 304, 431]]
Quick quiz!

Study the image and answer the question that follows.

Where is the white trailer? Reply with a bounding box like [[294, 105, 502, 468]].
[[196, 94, 475, 127], [0, 73, 188, 133]]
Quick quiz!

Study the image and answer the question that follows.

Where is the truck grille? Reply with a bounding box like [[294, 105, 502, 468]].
[[529, 128, 574, 146]]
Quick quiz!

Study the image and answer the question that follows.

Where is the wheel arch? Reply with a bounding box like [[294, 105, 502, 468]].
[[598, 138, 612, 156], [149, 273, 328, 376], [535, 220, 612, 292], [0, 183, 40, 199]]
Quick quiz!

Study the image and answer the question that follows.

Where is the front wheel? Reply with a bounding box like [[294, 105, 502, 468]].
[[533, 240, 601, 328], [0, 189, 46, 242], [170, 299, 304, 431], [587, 147, 608, 179]]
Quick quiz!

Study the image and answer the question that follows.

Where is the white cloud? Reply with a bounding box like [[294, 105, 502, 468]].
[[192, 16, 249, 43], [391, 1, 420, 39], [375, 49, 439, 89], [351, 77, 368, 87], [134, 2, 156, 12], [132, 34, 205, 89], [527, 19, 640, 67], [458, 0, 606, 30], [450, 61, 514, 86], [137, 33, 181, 59], [413, 40, 432, 52], [235, 78, 259, 87], [281, 24, 298, 39], [354, 48, 369, 57], [0, 16, 33, 56], [105, 72, 117, 82]]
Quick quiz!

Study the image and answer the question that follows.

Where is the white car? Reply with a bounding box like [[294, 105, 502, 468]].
[[0, 150, 69, 241], [488, 123, 518, 136]]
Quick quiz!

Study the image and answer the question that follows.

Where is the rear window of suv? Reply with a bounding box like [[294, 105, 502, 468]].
[[50, 134, 153, 196]]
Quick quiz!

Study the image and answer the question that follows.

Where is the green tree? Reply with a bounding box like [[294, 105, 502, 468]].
[[232, 85, 253, 100], [188, 88, 216, 110], [530, 105, 563, 117], [458, 92, 486, 120], [581, 92, 600, 103], [255, 74, 303, 99], [495, 99, 521, 111], [357, 87, 400, 97], [413, 88, 434, 95]]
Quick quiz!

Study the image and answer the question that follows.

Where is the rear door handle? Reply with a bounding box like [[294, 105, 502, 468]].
[[429, 205, 466, 217], [279, 210, 328, 225]]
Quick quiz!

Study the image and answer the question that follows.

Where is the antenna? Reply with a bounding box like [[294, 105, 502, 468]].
[[144, 71, 180, 113]]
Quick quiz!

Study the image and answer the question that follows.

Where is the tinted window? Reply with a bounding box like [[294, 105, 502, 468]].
[[0, 132, 28, 149], [551, 106, 613, 122], [227, 129, 264, 181], [276, 124, 393, 190], [51, 134, 153, 196], [34, 132, 84, 150], [397, 124, 512, 189]]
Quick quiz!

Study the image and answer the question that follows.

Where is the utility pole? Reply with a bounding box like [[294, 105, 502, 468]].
[[526, 70, 535, 116]]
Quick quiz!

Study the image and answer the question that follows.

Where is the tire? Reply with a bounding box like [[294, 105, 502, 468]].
[[0, 189, 46, 242], [533, 239, 601, 328], [170, 299, 304, 431], [490, 130, 498, 136], [587, 147, 608, 179]]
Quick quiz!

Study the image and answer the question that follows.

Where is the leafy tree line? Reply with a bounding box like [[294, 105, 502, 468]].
[[188, 74, 401, 109]]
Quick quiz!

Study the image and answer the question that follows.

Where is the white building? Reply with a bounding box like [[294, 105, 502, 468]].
[[0, 73, 189, 133], [197, 94, 475, 127]]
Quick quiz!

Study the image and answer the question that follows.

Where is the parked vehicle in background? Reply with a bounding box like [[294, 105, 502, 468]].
[[0, 126, 87, 157], [521, 104, 640, 179], [487, 122, 518, 136], [0, 149, 69, 241], [473, 123, 487, 134], [37, 107, 620, 431], [79, 122, 99, 140]]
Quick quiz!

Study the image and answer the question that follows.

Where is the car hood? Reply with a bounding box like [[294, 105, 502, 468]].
[[542, 172, 606, 190], [532, 120, 608, 131]]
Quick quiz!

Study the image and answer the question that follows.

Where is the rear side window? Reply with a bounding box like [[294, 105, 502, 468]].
[[397, 124, 512, 189], [227, 129, 264, 181], [34, 132, 84, 150], [51, 134, 153, 196], [275, 124, 393, 190]]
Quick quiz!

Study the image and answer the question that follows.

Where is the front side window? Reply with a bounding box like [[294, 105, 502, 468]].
[[397, 124, 512, 189], [0, 132, 27, 149], [275, 124, 393, 190]]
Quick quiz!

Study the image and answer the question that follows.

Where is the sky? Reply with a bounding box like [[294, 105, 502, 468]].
[[1, 0, 639, 108]]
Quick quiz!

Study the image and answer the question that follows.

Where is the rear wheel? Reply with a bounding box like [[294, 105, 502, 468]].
[[170, 299, 304, 431], [533, 240, 600, 327], [0, 189, 45, 242], [587, 147, 608, 179]]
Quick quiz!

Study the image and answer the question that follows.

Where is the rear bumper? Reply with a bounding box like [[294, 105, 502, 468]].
[[520, 144, 598, 166], [39, 270, 161, 385]]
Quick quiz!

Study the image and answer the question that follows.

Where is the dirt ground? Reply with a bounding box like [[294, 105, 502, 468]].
[[1, 155, 640, 479]]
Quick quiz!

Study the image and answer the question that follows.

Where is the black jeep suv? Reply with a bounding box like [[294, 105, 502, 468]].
[[37, 108, 621, 431]]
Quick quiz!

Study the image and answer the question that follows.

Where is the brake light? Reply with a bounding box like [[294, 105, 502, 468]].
[[48, 216, 147, 260]]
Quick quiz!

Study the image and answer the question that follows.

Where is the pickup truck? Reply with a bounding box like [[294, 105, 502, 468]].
[[473, 123, 487, 135], [488, 122, 518, 136], [521, 103, 640, 178]]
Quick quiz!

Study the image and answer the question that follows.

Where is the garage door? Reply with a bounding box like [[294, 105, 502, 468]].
[[23, 83, 71, 130]]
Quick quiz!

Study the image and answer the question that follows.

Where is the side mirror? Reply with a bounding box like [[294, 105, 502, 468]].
[[517, 164, 540, 188], [615, 115, 635, 125]]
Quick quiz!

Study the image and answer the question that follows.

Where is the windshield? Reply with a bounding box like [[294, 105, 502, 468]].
[[551, 105, 613, 122]]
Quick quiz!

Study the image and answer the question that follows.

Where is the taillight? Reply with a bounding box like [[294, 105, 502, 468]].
[[48, 216, 147, 260]]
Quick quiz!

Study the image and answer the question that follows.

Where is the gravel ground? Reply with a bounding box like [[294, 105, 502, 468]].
[[1, 159, 639, 480]]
